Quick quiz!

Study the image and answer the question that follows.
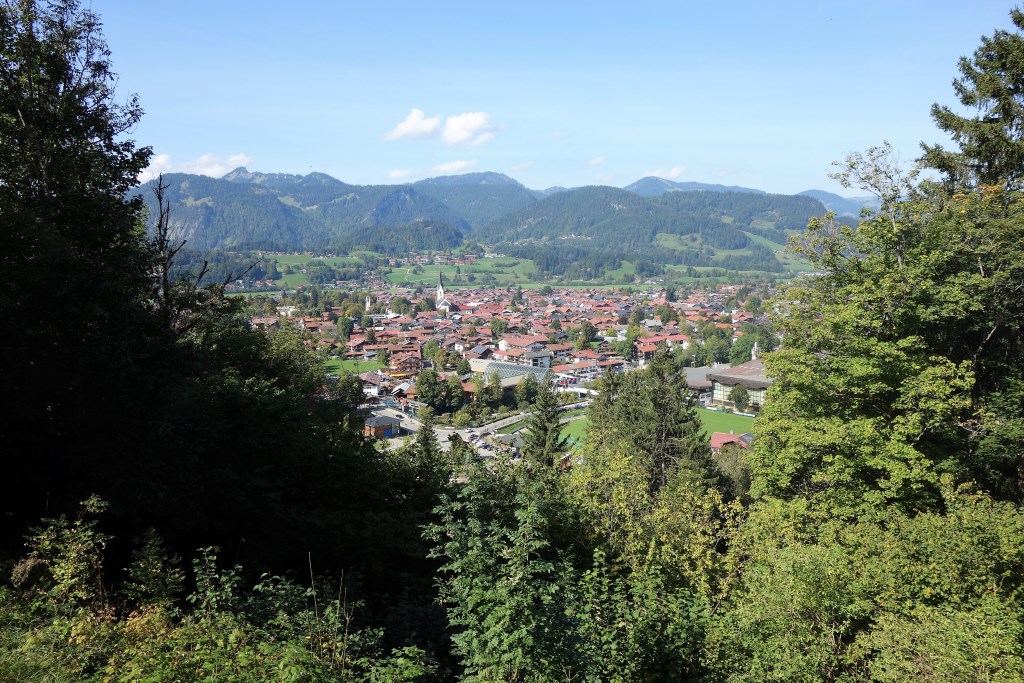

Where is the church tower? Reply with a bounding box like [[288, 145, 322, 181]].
[[435, 272, 453, 314]]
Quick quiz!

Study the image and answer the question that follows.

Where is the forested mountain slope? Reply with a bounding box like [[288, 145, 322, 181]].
[[138, 168, 835, 272]]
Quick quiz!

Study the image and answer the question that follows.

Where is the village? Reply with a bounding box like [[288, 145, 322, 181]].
[[247, 270, 773, 460]]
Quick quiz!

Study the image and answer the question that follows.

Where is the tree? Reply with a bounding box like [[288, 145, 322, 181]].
[[444, 372, 465, 413], [414, 369, 443, 411], [921, 9, 1024, 190], [729, 334, 758, 366], [728, 384, 750, 413], [490, 318, 508, 337], [654, 304, 677, 324], [0, 0, 154, 542], [426, 461, 574, 681], [514, 373, 540, 408], [412, 410, 442, 463], [576, 319, 597, 345], [339, 317, 354, 340], [522, 381, 570, 468], [485, 371, 503, 408], [590, 351, 715, 495], [755, 179, 1024, 513]]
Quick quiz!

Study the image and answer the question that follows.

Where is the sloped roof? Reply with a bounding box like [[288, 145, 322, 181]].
[[707, 358, 773, 390]]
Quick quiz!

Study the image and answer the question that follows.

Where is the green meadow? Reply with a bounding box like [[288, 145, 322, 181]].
[[562, 407, 754, 447]]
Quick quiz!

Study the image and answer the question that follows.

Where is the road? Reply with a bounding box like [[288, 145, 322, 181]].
[[374, 401, 591, 453]]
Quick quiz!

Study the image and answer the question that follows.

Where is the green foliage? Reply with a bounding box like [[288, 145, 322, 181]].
[[426, 460, 571, 682], [12, 496, 111, 615], [122, 529, 184, 609], [590, 351, 716, 495], [513, 373, 540, 409], [521, 381, 570, 468], [708, 483, 1024, 682], [922, 9, 1024, 190], [2, 523, 441, 682], [728, 384, 750, 412], [755, 185, 1024, 515], [567, 549, 703, 682]]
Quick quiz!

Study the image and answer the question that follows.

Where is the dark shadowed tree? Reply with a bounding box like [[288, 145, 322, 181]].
[[0, 0, 153, 540]]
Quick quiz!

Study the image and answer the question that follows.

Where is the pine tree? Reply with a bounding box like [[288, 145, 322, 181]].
[[522, 380, 570, 468], [590, 351, 715, 494], [921, 9, 1024, 190]]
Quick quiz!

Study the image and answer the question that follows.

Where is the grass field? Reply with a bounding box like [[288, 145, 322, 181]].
[[325, 357, 385, 375], [272, 254, 364, 267], [562, 418, 588, 444], [385, 257, 538, 288], [560, 407, 755, 447], [262, 254, 369, 290], [696, 408, 755, 434]]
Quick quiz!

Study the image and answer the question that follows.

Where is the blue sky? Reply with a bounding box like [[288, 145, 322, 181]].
[[97, 1, 1016, 195]]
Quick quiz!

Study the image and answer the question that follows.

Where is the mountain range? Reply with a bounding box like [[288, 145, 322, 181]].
[[136, 169, 871, 276]]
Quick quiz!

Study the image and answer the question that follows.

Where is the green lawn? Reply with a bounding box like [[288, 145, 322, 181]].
[[385, 257, 540, 288], [496, 418, 529, 434], [561, 418, 588, 444], [696, 407, 755, 435], [560, 407, 754, 447], [325, 357, 384, 375]]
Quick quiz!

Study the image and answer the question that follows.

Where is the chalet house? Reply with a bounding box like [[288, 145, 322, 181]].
[[358, 370, 386, 398], [706, 358, 773, 412], [498, 335, 548, 352], [389, 352, 423, 377], [492, 345, 552, 368], [547, 343, 574, 362], [635, 343, 660, 366], [598, 358, 626, 374]]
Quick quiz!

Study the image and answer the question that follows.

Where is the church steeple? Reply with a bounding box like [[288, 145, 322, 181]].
[[435, 271, 452, 314]]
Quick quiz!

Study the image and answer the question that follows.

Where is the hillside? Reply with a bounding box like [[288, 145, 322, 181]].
[[137, 171, 469, 253], [484, 184, 831, 275], [624, 175, 766, 196], [798, 189, 881, 216], [413, 174, 538, 227], [137, 168, 852, 274]]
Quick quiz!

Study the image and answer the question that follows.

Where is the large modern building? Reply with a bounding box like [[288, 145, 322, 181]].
[[706, 358, 773, 412]]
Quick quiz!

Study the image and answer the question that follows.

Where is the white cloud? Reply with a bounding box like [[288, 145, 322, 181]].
[[431, 159, 477, 174], [645, 165, 688, 180], [467, 131, 494, 147], [139, 154, 173, 182], [442, 112, 495, 146], [386, 109, 498, 147], [511, 161, 534, 172], [385, 108, 441, 141], [138, 152, 252, 182], [388, 169, 411, 180], [588, 156, 605, 167]]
